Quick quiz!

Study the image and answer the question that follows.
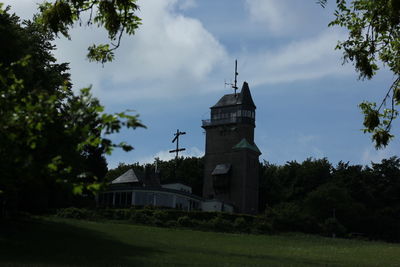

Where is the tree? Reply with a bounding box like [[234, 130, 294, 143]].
[[35, 0, 141, 64], [319, 0, 400, 148], [0, 7, 144, 213]]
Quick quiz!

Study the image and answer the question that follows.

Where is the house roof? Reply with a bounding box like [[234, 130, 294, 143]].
[[111, 169, 140, 184], [211, 82, 256, 109], [232, 138, 261, 154], [111, 168, 161, 187]]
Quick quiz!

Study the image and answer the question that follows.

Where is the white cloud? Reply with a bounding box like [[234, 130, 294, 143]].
[[3, 0, 350, 102], [178, 0, 197, 10], [245, 0, 321, 35], [52, 0, 228, 101], [119, 4, 226, 81], [241, 29, 350, 87], [245, 0, 289, 34], [242, 0, 352, 87], [2, 0, 39, 20], [361, 146, 396, 165]]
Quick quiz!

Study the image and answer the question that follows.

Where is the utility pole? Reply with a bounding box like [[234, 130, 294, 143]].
[[169, 129, 186, 179]]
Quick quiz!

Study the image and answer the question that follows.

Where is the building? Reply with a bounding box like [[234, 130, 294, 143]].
[[202, 82, 261, 214], [98, 168, 233, 212]]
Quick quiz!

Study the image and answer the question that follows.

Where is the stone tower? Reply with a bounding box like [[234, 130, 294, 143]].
[[202, 82, 261, 214]]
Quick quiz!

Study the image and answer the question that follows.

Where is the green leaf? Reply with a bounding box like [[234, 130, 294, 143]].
[[73, 184, 83, 195], [394, 87, 400, 104], [364, 110, 380, 130], [87, 183, 101, 193]]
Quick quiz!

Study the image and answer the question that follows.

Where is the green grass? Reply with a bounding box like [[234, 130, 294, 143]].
[[1, 217, 399, 266]]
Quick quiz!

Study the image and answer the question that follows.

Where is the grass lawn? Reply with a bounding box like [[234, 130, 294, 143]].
[[1, 217, 399, 266]]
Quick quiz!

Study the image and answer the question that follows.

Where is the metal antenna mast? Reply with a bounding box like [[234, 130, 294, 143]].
[[169, 129, 186, 179], [224, 59, 239, 95], [233, 59, 238, 94]]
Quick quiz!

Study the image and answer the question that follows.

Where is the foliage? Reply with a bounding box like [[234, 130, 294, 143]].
[[233, 217, 247, 231], [252, 218, 274, 234], [103, 155, 400, 241], [138, 156, 205, 196], [55, 207, 262, 233], [207, 215, 234, 232], [304, 183, 353, 220], [0, 8, 145, 213], [259, 156, 400, 241], [319, 0, 400, 148], [129, 210, 152, 224], [56, 207, 97, 219], [35, 0, 141, 64], [267, 202, 316, 233], [177, 215, 194, 227], [152, 209, 168, 222], [259, 158, 332, 207], [321, 217, 347, 237]]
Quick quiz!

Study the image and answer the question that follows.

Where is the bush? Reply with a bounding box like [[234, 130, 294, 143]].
[[153, 210, 168, 222], [233, 217, 248, 232], [208, 215, 233, 232], [252, 219, 274, 234], [177, 216, 193, 227], [165, 220, 178, 228], [112, 209, 131, 220], [130, 210, 152, 224], [56, 207, 96, 220], [152, 218, 164, 227], [56, 207, 263, 235], [269, 203, 308, 232], [97, 208, 114, 219], [321, 218, 347, 237]]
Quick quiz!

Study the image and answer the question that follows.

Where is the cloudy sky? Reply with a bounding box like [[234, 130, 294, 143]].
[[5, 0, 400, 168]]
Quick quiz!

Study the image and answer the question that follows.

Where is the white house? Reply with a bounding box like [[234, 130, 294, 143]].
[[98, 169, 232, 212]]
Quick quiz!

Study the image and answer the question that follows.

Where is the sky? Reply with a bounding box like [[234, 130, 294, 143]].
[[4, 0, 400, 168]]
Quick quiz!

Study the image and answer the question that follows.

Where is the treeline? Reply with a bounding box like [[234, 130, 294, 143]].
[[259, 157, 400, 242], [107, 156, 400, 241]]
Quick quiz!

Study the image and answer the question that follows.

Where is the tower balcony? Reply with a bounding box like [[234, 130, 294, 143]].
[[202, 116, 254, 127]]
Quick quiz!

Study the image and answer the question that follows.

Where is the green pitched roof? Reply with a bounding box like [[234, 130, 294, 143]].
[[232, 138, 261, 154]]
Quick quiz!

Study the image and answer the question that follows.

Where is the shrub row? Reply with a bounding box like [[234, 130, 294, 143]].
[[56, 207, 273, 234], [56, 207, 348, 238]]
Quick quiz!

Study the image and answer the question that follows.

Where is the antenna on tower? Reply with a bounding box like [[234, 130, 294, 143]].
[[224, 60, 239, 95], [234, 59, 238, 93]]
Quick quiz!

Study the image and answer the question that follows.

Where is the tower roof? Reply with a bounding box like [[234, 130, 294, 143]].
[[211, 82, 256, 109], [232, 138, 261, 154]]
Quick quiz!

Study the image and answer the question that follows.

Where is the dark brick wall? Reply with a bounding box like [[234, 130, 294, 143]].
[[202, 114, 260, 214]]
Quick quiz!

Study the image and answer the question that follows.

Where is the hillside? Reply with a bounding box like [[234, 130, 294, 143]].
[[1, 217, 399, 266]]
